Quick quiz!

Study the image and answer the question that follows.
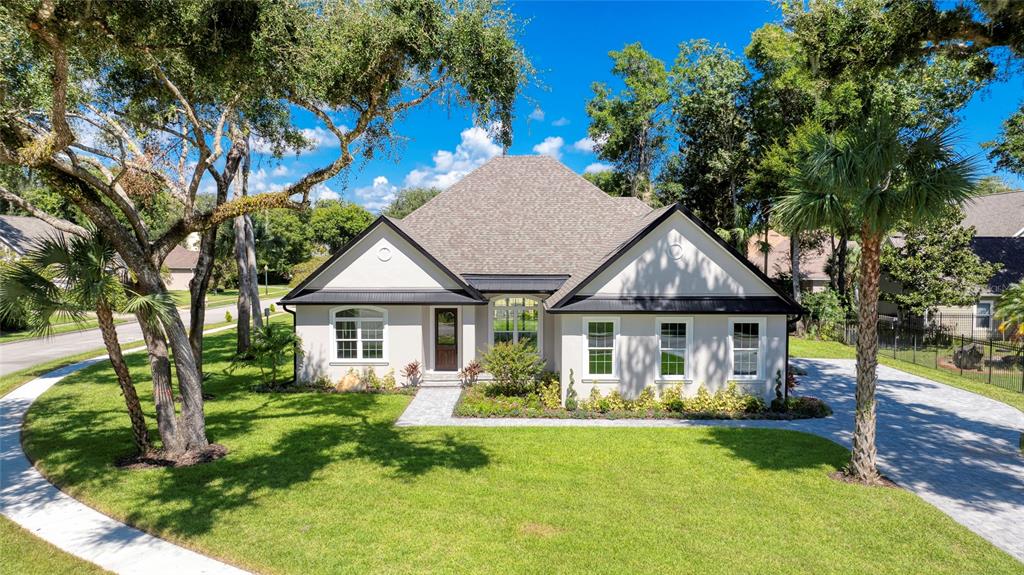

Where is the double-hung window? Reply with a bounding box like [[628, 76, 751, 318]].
[[584, 318, 618, 377], [656, 317, 692, 379], [334, 307, 386, 361], [729, 318, 764, 380], [492, 297, 540, 350], [975, 302, 992, 330]]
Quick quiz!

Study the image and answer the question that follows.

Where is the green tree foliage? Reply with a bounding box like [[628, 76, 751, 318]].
[[381, 187, 441, 219], [585, 43, 670, 203], [973, 175, 1020, 196], [881, 206, 1000, 316], [657, 40, 751, 230], [582, 170, 632, 197], [310, 199, 374, 253]]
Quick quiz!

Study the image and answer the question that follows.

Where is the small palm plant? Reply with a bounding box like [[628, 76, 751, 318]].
[[774, 113, 977, 483], [995, 282, 1024, 342], [0, 232, 173, 455], [229, 322, 301, 389]]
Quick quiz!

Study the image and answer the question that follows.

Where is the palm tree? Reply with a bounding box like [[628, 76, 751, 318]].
[[995, 282, 1024, 342], [0, 232, 171, 455], [774, 114, 977, 483]]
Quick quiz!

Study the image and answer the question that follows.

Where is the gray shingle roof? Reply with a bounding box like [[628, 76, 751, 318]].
[[400, 156, 656, 279], [165, 245, 199, 271], [0, 215, 65, 256], [962, 192, 1024, 237], [971, 237, 1024, 293]]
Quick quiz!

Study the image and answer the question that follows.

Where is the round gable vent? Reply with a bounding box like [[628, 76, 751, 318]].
[[669, 242, 685, 260], [377, 247, 392, 262]]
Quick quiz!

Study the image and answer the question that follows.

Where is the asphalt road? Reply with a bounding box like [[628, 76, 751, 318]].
[[0, 295, 283, 377]]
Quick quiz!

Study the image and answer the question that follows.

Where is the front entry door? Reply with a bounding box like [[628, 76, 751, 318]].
[[434, 308, 458, 371]]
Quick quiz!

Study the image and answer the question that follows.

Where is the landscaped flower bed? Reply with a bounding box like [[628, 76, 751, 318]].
[[455, 375, 833, 421]]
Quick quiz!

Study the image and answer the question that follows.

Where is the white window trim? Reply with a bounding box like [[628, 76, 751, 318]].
[[582, 316, 619, 379], [329, 305, 388, 365], [428, 305, 460, 373], [655, 316, 693, 381], [487, 295, 543, 353], [975, 302, 993, 330], [728, 317, 766, 381]]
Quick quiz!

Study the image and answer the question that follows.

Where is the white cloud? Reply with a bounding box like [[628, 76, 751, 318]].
[[551, 117, 570, 127], [402, 126, 503, 189], [572, 136, 599, 153], [314, 183, 339, 201], [353, 176, 397, 212], [529, 107, 545, 122], [251, 125, 345, 155], [532, 136, 564, 160], [272, 164, 289, 176], [584, 162, 613, 174]]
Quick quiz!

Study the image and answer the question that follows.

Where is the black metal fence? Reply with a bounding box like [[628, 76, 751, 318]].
[[841, 320, 1024, 394], [881, 312, 1007, 341]]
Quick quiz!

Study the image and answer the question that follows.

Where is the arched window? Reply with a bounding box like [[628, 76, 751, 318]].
[[491, 297, 541, 350], [333, 307, 387, 361]]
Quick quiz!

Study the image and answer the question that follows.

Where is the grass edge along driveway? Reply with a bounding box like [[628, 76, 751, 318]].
[[790, 337, 1024, 413], [17, 325, 1022, 574]]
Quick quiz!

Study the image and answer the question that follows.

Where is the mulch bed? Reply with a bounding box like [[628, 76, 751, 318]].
[[116, 443, 228, 470]]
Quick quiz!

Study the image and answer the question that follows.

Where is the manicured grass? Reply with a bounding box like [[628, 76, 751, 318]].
[[0, 515, 110, 575], [168, 285, 291, 308], [18, 327, 1020, 574], [791, 337, 1024, 413], [0, 315, 136, 345]]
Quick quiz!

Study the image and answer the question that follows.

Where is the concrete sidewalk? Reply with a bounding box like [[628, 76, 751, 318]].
[[0, 323, 253, 575]]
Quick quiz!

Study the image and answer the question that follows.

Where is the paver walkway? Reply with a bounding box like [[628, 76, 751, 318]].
[[398, 359, 1024, 562], [0, 329, 253, 575]]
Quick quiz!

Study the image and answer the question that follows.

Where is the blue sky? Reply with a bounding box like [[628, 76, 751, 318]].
[[250, 1, 1024, 211]]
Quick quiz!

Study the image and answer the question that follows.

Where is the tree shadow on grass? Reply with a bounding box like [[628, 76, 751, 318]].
[[697, 427, 849, 473], [118, 394, 490, 538]]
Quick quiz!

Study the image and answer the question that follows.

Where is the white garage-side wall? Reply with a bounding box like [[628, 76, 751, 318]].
[[295, 304, 424, 384], [559, 314, 787, 402], [578, 211, 774, 297], [166, 269, 193, 291], [305, 224, 460, 291]]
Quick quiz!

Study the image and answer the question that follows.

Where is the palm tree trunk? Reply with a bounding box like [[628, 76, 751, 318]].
[[95, 301, 150, 454], [850, 228, 882, 483], [233, 215, 252, 354]]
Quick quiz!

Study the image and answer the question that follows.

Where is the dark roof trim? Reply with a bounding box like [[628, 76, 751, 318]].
[[281, 289, 485, 306], [462, 274, 569, 293], [282, 216, 485, 303], [549, 203, 803, 313], [549, 295, 802, 315]]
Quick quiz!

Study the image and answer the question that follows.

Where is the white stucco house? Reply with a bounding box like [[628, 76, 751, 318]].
[[281, 156, 802, 401]]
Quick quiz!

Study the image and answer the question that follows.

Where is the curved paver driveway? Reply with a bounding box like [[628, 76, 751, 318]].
[[399, 359, 1024, 562]]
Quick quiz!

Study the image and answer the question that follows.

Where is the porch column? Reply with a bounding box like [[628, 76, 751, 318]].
[[461, 305, 476, 369]]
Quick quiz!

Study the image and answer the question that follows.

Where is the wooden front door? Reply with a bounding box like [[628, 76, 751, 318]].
[[434, 308, 458, 371]]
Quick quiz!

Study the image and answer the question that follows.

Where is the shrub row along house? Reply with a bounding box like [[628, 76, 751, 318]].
[[281, 156, 801, 401]]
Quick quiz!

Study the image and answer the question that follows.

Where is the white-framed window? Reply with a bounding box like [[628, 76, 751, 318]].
[[975, 302, 992, 330], [728, 317, 765, 380], [583, 317, 619, 378], [491, 296, 541, 350], [332, 306, 387, 362], [656, 317, 692, 380]]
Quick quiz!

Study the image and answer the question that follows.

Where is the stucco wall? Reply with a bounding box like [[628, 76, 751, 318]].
[[579, 213, 775, 297], [295, 304, 426, 384], [166, 269, 193, 291], [559, 313, 788, 402], [307, 224, 459, 290]]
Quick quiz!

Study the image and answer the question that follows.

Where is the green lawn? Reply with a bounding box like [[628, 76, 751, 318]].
[[790, 337, 1024, 413], [0, 516, 110, 575], [168, 285, 291, 308], [18, 325, 1020, 574]]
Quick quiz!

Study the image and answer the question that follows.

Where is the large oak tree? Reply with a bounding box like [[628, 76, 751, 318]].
[[0, 0, 528, 460]]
